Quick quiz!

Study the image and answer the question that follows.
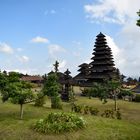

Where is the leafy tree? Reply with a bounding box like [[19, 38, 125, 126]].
[[92, 82, 108, 103], [8, 72, 21, 83], [42, 73, 62, 109], [8, 81, 34, 119], [0, 72, 9, 101], [107, 81, 121, 111], [136, 10, 140, 27]]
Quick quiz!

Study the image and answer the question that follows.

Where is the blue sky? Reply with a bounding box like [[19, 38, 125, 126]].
[[0, 0, 140, 77]]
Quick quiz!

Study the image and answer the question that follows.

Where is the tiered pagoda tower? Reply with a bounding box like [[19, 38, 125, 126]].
[[87, 32, 116, 83], [74, 63, 89, 85]]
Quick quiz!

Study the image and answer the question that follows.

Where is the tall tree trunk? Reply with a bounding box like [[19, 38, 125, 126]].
[[20, 104, 23, 119]]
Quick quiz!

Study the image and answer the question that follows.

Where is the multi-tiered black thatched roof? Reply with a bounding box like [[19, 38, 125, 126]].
[[74, 32, 118, 85]]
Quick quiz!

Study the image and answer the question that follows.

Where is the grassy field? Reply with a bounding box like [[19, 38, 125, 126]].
[[0, 96, 140, 140]]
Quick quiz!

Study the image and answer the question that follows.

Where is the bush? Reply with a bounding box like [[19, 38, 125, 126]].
[[72, 104, 83, 113], [101, 109, 114, 119], [101, 109, 122, 120], [81, 88, 99, 97], [34, 92, 45, 107], [72, 104, 99, 115], [134, 94, 140, 102], [51, 96, 62, 109], [83, 105, 90, 114], [118, 89, 133, 99], [33, 112, 86, 134], [89, 107, 99, 115]]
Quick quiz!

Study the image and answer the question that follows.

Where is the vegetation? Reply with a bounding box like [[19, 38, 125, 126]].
[[0, 97, 140, 140], [134, 94, 140, 102], [42, 73, 62, 109], [0, 71, 34, 119], [33, 112, 86, 134], [34, 92, 46, 107], [136, 10, 140, 27]]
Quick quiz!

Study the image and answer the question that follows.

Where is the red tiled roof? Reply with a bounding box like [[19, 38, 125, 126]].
[[21, 76, 43, 81]]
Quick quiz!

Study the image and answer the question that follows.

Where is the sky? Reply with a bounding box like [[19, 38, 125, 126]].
[[0, 0, 140, 77]]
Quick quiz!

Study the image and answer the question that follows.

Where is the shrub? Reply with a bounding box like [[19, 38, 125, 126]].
[[33, 112, 86, 134], [116, 108, 121, 120], [118, 89, 133, 99], [134, 94, 140, 102], [34, 92, 45, 107], [81, 88, 90, 96], [51, 96, 62, 109], [72, 104, 83, 113], [101, 109, 114, 119], [89, 107, 99, 115], [83, 105, 90, 114], [101, 109, 122, 120]]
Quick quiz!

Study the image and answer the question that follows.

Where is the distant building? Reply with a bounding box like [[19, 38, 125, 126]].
[[21, 75, 43, 84]]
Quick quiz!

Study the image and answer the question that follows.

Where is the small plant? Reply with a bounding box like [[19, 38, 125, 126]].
[[83, 105, 90, 114], [116, 108, 121, 120], [134, 94, 140, 102], [33, 112, 86, 134], [89, 107, 99, 115], [72, 104, 83, 113], [101, 109, 114, 119], [101, 109, 122, 120]]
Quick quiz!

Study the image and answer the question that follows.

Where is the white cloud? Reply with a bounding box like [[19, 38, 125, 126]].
[[44, 9, 56, 15], [17, 55, 30, 63], [84, 0, 140, 24], [59, 60, 67, 69], [0, 42, 13, 54], [106, 35, 125, 67], [50, 10, 56, 14], [48, 44, 66, 57], [17, 48, 23, 52], [31, 36, 49, 43]]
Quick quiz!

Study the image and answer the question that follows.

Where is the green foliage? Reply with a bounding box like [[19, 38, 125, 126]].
[[101, 109, 115, 119], [134, 94, 140, 102], [136, 10, 140, 27], [83, 105, 90, 114], [72, 104, 83, 113], [8, 81, 34, 105], [43, 73, 59, 97], [51, 96, 62, 109], [33, 112, 86, 134], [118, 89, 133, 99], [72, 104, 99, 116], [93, 82, 108, 104], [42, 73, 62, 109], [8, 72, 20, 83], [34, 92, 46, 107], [89, 107, 99, 115], [101, 109, 122, 120], [116, 108, 122, 120]]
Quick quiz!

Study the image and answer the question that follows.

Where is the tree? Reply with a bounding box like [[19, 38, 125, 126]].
[[53, 60, 59, 73], [0, 71, 34, 119], [92, 82, 108, 103], [0, 72, 10, 101], [107, 81, 121, 111], [42, 73, 62, 109], [136, 10, 140, 27], [7, 81, 34, 119]]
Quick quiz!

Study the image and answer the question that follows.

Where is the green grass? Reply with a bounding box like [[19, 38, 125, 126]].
[[0, 97, 140, 140]]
